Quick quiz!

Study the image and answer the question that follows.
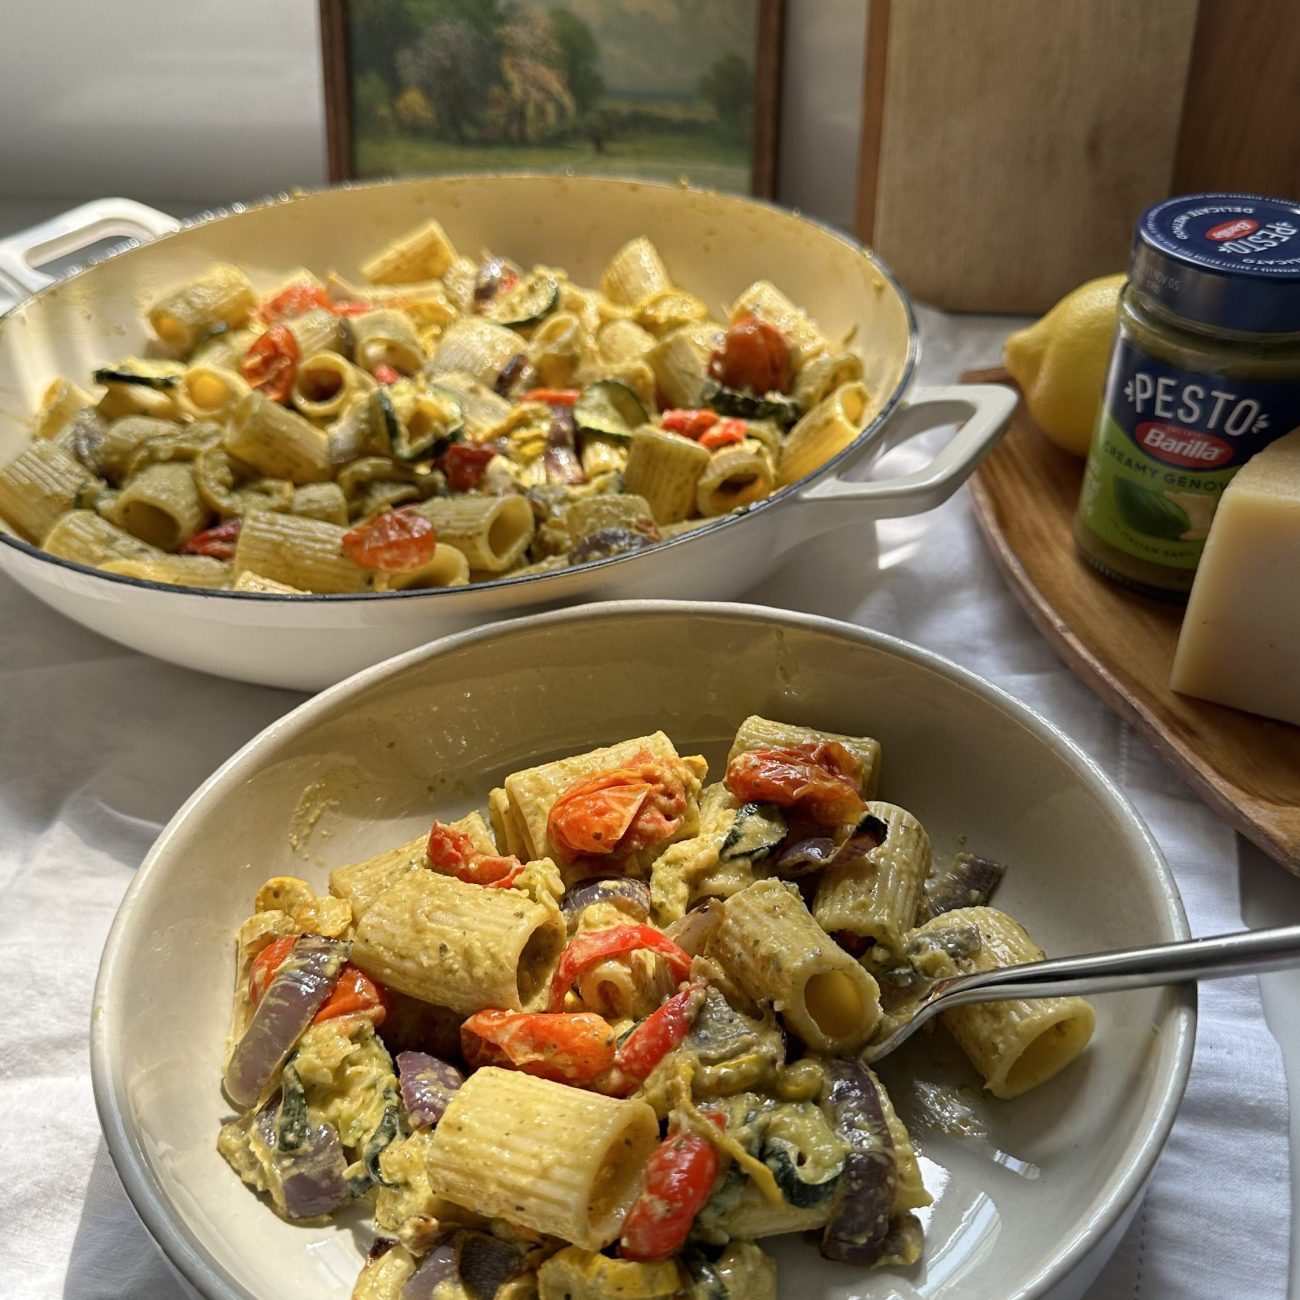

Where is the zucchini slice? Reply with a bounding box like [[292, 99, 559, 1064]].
[[573, 379, 649, 442], [481, 270, 560, 328], [760, 1104, 846, 1208], [703, 379, 801, 428], [719, 802, 787, 868], [92, 364, 181, 391]]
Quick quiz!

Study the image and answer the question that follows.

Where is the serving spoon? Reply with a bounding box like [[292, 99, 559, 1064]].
[[862, 923, 1300, 1064]]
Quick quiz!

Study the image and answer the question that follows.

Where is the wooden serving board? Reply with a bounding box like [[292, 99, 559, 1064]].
[[964, 367, 1300, 878]]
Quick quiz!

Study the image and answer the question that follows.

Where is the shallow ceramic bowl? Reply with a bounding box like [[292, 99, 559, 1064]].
[[0, 181, 1013, 690], [91, 601, 1193, 1299]]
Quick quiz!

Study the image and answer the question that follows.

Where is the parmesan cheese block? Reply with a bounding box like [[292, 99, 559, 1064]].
[[1170, 429, 1300, 725]]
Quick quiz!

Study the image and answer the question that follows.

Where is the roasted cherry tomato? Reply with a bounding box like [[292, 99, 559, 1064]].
[[440, 442, 497, 492], [240, 324, 300, 403], [179, 516, 243, 561], [619, 1112, 726, 1260], [725, 741, 866, 826], [660, 409, 720, 439], [341, 510, 437, 573], [461, 1009, 617, 1085], [547, 752, 693, 863], [698, 418, 747, 452], [260, 283, 333, 324], [372, 363, 402, 385], [548, 925, 691, 1013], [314, 964, 390, 1026], [522, 388, 580, 406], [249, 937, 388, 1026], [426, 820, 522, 886], [603, 984, 703, 1095], [330, 299, 376, 316], [708, 315, 793, 394]]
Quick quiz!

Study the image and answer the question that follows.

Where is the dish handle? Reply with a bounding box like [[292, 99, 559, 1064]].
[[0, 199, 179, 298], [792, 383, 1016, 534]]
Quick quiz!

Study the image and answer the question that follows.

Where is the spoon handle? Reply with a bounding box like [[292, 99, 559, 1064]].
[[927, 923, 1300, 1011]]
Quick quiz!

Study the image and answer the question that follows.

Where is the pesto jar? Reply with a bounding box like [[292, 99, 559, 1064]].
[[1075, 193, 1300, 599]]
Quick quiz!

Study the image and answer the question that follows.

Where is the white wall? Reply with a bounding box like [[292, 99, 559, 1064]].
[[0, 0, 866, 232]]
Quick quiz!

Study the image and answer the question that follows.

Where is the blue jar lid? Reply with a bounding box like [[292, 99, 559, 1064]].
[[1131, 193, 1300, 334]]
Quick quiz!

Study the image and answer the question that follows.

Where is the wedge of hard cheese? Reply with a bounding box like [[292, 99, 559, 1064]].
[[1171, 429, 1300, 725]]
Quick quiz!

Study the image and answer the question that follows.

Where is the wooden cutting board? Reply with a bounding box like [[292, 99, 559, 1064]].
[[964, 367, 1300, 878]]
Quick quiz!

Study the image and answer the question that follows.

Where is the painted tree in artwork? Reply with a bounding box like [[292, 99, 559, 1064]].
[[699, 51, 755, 142], [396, 15, 499, 141]]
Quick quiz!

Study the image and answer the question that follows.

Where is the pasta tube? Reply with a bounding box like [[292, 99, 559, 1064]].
[[0, 441, 91, 543], [225, 392, 333, 485], [600, 237, 672, 308], [731, 280, 828, 365], [711, 878, 882, 1051], [624, 428, 710, 525], [232, 511, 369, 593], [42, 510, 161, 567], [100, 554, 232, 589], [428, 319, 522, 388], [375, 543, 469, 590], [148, 263, 258, 353], [33, 378, 95, 441], [352, 309, 423, 375], [695, 439, 775, 517], [813, 802, 931, 964], [231, 570, 304, 594], [360, 218, 458, 284], [289, 482, 349, 526], [427, 1067, 659, 1249], [177, 364, 250, 423], [777, 382, 870, 487], [350, 869, 565, 1012], [529, 311, 586, 388], [284, 307, 342, 361], [410, 495, 533, 573], [647, 322, 718, 408], [111, 461, 209, 550], [910, 906, 1096, 1099]]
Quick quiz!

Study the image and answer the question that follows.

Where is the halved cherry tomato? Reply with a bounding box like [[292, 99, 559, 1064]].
[[341, 510, 437, 573], [708, 315, 793, 394], [522, 388, 580, 406], [603, 983, 703, 1095], [372, 363, 402, 385], [619, 1111, 726, 1260], [461, 1009, 616, 1085], [440, 442, 497, 492], [548, 925, 691, 1013], [260, 283, 333, 324], [249, 937, 388, 1026], [485, 864, 526, 890], [547, 752, 693, 863], [249, 935, 298, 1005], [698, 418, 747, 452], [179, 516, 243, 561], [426, 820, 522, 886], [725, 741, 866, 826], [314, 964, 390, 1026], [660, 409, 720, 439], [240, 324, 300, 402], [331, 299, 376, 316]]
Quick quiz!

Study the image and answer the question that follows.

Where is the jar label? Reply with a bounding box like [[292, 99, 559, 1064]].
[[1078, 338, 1300, 569]]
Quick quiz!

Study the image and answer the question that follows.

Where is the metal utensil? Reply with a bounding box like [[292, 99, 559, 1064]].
[[864, 923, 1300, 1063]]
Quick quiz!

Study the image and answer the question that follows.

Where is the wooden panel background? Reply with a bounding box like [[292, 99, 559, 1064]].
[[856, 0, 1200, 313]]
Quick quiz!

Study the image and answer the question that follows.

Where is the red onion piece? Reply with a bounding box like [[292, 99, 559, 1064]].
[[224, 935, 350, 1108], [664, 898, 724, 956], [774, 836, 838, 877], [401, 1238, 459, 1299], [561, 878, 652, 928], [396, 1051, 465, 1128], [253, 1100, 350, 1220], [820, 1059, 897, 1265]]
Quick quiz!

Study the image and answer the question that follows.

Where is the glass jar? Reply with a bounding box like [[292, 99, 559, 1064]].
[[1074, 193, 1300, 600]]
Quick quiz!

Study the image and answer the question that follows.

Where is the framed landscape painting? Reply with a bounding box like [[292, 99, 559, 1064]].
[[320, 0, 785, 196]]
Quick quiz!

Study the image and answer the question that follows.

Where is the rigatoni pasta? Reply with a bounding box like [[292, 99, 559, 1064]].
[[1, 224, 879, 596], [214, 716, 1096, 1296]]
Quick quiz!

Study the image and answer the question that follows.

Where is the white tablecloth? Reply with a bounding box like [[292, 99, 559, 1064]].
[[0, 297, 1295, 1299]]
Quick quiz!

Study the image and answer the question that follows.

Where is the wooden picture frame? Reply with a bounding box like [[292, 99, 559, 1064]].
[[320, 0, 784, 197]]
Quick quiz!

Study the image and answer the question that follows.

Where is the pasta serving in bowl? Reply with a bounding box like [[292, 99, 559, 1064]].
[[90, 602, 1193, 1300], [0, 177, 1015, 689]]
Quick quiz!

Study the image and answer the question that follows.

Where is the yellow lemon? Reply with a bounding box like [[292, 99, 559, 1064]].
[[1004, 273, 1125, 457]]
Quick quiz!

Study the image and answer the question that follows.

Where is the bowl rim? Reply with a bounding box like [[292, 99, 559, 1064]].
[[0, 173, 920, 605], [89, 598, 1195, 1300]]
